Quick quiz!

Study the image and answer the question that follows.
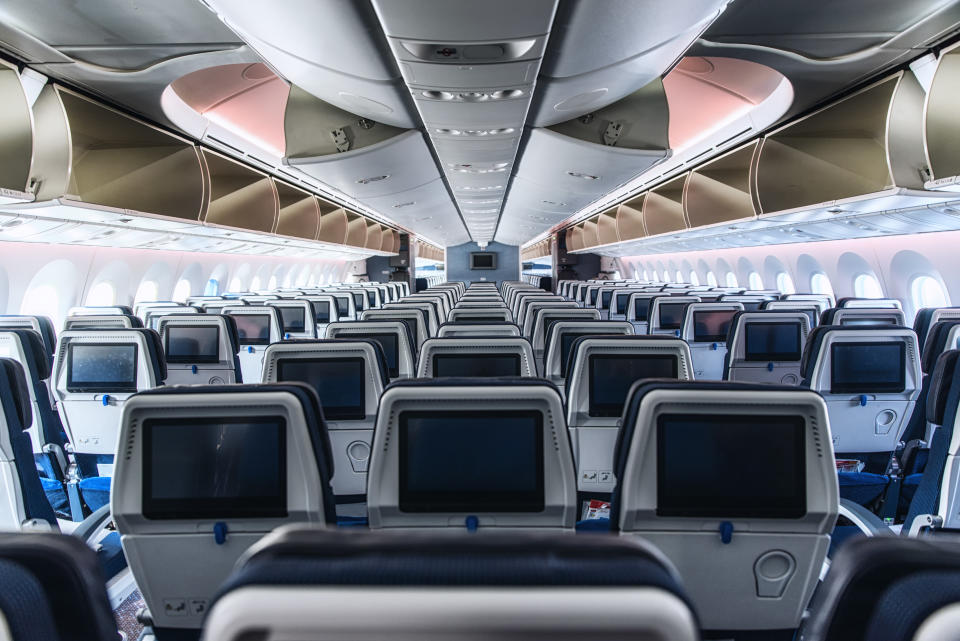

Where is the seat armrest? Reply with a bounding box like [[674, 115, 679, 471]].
[[839, 498, 892, 536], [72, 505, 112, 542]]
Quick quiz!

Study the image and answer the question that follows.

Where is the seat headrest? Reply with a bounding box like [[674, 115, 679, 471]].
[[800, 324, 913, 382], [136, 383, 336, 524], [278, 339, 390, 389], [921, 320, 960, 374], [128, 328, 167, 383], [385, 376, 561, 396], [0, 316, 56, 361], [0, 358, 31, 431], [926, 350, 960, 427], [913, 308, 938, 349], [220, 314, 241, 355], [0, 329, 51, 380]]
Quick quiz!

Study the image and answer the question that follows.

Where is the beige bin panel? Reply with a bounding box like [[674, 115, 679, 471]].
[[318, 207, 348, 244], [581, 217, 600, 247], [274, 180, 321, 240], [685, 141, 760, 227], [597, 207, 620, 245], [201, 149, 278, 233], [345, 212, 368, 247], [365, 222, 383, 250], [925, 44, 960, 180], [0, 63, 34, 195], [616, 195, 646, 241], [31, 85, 206, 220], [754, 72, 926, 214], [643, 174, 688, 236]]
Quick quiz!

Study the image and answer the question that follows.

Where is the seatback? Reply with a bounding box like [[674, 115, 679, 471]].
[[436, 322, 522, 338], [0, 359, 57, 531], [716, 295, 770, 311], [368, 378, 576, 531], [325, 321, 415, 379], [783, 293, 834, 312], [542, 320, 634, 383], [240, 294, 279, 304], [648, 296, 700, 335], [417, 337, 537, 377], [0, 533, 120, 641], [133, 301, 181, 319], [447, 307, 512, 323], [725, 311, 811, 384], [454, 299, 506, 308], [157, 315, 242, 385], [143, 306, 199, 330], [390, 300, 440, 336], [0, 331, 64, 458], [625, 293, 666, 334], [802, 326, 921, 457], [763, 300, 821, 329], [66, 305, 133, 317], [519, 300, 575, 336], [0, 316, 56, 365], [200, 299, 245, 314], [267, 300, 317, 340], [406, 293, 449, 319], [803, 537, 960, 641], [52, 329, 166, 461], [613, 380, 838, 631], [362, 308, 429, 348], [295, 294, 341, 334], [838, 297, 902, 309], [510, 291, 554, 320], [63, 314, 141, 330], [112, 384, 336, 633], [223, 305, 283, 382], [204, 527, 697, 641], [914, 307, 960, 350], [566, 336, 694, 493], [680, 302, 744, 380], [262, 339, 387, 497], [821, 307, 906, 327], [609, 288, 645, 321], [918, 350, 960, 531], [530, 307, 600, 358], [328, 291, 358, 320]]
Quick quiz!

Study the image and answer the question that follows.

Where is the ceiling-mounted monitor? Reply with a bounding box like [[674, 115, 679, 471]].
[[470, 252, 497, 270]]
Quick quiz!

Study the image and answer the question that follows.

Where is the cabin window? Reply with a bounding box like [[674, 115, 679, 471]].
[[643, 269, 650, 280], [911, 276, 949, 309], [675, 270, 684, 283], [229, 277, 243, 292], [706, 272, 718, 287], [172, 278, 192, 303], [689, 271, 700, 286], [725, 272, 739, 287], [268, 275, 278, 290], [134, 280, 159, 304], [810, 272, 834, 298], [86, 282, 116, 306], [748, 272, 763, 290], [21, 284, 60, 326], [854, 273, 884, 298], [204, 278, 220, 296], [776, 272, 796, 295], [651, 270, 659, 281], [250, 276, 262, 291], [663, 271, 671, 283]]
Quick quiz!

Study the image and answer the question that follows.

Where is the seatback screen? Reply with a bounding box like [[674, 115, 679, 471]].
[[657, 414, 806, 518], [741, 301, 763, 312], [67, 343, 138, 392], [634, 298, 651, 321], [744, 322, 802, 362], [350, 333, 399, 378], [460, 315, 504, 323], [278, 307, 306, 333], [616, 293, 630, 315], [693, 310, 738, 342], [830, 342, 906, 393], [399, 410, 543, 512], [142, 417, 286, 520], [559, 332, 596, 378], [232, 314, 271, 345], [310, 301, 330, 323], [541, 316, 580, 342], [277, 357, 365, 420], [589, 289, 599, 306], [433, 353, 521, 377], [165, 326, 219, 363], [658, 303, 686, 330], [588, 354, 678, 417], [601, 290, 613, 308]]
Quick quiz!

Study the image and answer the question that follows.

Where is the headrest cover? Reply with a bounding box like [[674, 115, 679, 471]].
[[926, 350, 960, 426], [922, 320, 960, 374], [0, 358, 31, 429], [0, 329, 51, 380]]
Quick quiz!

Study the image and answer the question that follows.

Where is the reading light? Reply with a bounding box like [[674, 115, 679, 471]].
[[357, 175, 389, 184], [567, 171, 599, 180]]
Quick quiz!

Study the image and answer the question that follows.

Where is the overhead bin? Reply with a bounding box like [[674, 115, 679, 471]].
[[643, 174, 688, 236], [754, 72, 928, 217], [365, 222, 383, 250], [0, 62, 35, 203], [596, 207, 619, 245], [615, 194, 646, 241], [274, 181, 322, 240], [684, 141, 760, 228], [381, 229, 399, 253], [317, 207, 348, 245], [345, 212, 369, 247], [925, 42, 960, 186], [566, 226, 584, 251], [27, 84, 206, 226], [581, 217, 600, 248], [200, 149, 278, 234], [532, 0, 729, 126]]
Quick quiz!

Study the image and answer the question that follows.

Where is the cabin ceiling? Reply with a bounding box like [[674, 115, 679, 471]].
[[1, 0, 959, 249]]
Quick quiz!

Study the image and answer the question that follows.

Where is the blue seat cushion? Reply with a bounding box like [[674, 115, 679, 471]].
[[0, 558, 60, 641], [829, 525, 864, 558], [95, 532, 127, 582], [78, 476, 111, 512], [39, 477, 69, 519], [838, 472, 889, 507]]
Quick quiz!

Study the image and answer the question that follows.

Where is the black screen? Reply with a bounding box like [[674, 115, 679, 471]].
[[67, 343, 138, 392], [634, 298, 651, 321], [165, 326, 219, 363], [232, 314, 271, 345], [350, 293, 364, 309], [658, 303, 686, 330], [589, 289, 599, 306], [541, 316, 581, 342], [433, 353, 521, 377], [616, 293, 630, 315], [277, 358, 365, 420], [277, 307, 306, 333], [693, 310, 738, 342], [601, 290, 613, 308], [559, 332, 596, 378], [142, 417, 286, 520], [745, 323, 802, 362], [657, 414, 806, 518], [459, 315, 504, 323], [399, 411, 543, 512], [831, 342, 906, 393], [471, 253, 496, 269], [310, 301, 330, 323], [366, 290, 376, 306], [351, 333, 399, 377], [741, 301, 763, 312], [589, 354, 678, 417]]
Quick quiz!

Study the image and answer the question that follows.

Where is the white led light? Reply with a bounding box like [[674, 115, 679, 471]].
[[356, 175, 389, 184], [567, 171, 599, 180]]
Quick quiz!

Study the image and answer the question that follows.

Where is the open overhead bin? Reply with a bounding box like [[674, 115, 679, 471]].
[[565, 225, 584, 252], [754, 71, 943, 221], [615, 194, 646, 242], [0, 62, 35, 203], [684, 141, 760, 229], [365, 222, 383, 251], [643, 174, 688, 237], [317, 207, 348, 245], [596, 207, 619, 245], [274, 181, 323, 241], [580, 217, 600, 248], [925, 42, 960, 189], [200, 148, 278, 234], [345, 212, 369, 248]]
